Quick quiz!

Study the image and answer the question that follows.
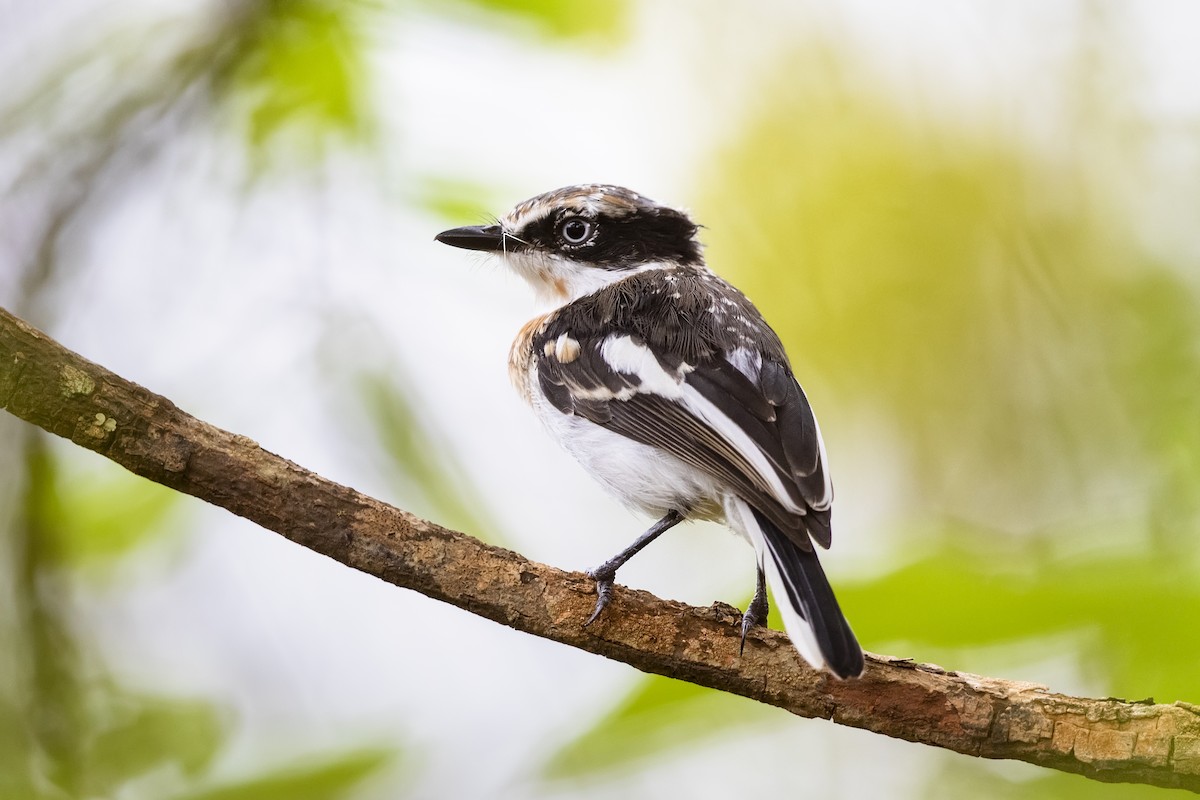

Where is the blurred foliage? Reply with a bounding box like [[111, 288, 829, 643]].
[[3, 0, 626, 795], [356, 369, 506, 542], [0, 434, 395, 799], [215, 0, 374, 160], [424, 0, 629, 45], [543, 670, 777, 781], [0, 4, 409, 792], [414, 175, 511, 226], [692, 55, 1200, 782], [315, 319, 508, 544], [843, 530, 1199, 702], [172, 748, 394, 800], [23, 444, 180, 576], [699, 53, 1200, 541]]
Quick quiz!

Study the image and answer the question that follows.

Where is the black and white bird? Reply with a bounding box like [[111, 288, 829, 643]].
[[436, 184, 864, 679]]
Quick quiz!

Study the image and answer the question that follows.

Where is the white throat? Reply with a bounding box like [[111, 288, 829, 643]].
[[500, 250, 677, 305]]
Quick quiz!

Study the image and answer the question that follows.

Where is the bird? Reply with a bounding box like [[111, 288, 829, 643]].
[[435, 184, 864, 679]]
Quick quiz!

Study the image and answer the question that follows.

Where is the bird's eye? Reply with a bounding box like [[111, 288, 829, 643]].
[[558, 217, 593, 245]]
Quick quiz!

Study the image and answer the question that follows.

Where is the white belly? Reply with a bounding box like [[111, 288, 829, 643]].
[[529, 384, 726, 521]]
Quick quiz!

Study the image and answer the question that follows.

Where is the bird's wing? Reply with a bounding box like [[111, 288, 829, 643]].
[[535, 329, 833, 549]]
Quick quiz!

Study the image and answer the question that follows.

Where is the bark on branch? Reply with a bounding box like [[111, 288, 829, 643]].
[[2, 305, 1198, 792]]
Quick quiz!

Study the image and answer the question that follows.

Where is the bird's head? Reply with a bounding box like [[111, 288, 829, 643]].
[[436, 184, 703, 304]]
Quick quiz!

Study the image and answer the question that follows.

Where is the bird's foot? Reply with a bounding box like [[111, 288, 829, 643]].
[[580, 511, 685, 628], [584, 564, 617, 627], [740, 583, 770, 656]]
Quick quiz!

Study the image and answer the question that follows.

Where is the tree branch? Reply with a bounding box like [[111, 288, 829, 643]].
[[2, 305, 1198, 792]]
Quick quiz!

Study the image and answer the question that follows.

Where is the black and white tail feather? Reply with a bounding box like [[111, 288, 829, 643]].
[[729, 498, 864, 678], [435, 184, 865, 679]]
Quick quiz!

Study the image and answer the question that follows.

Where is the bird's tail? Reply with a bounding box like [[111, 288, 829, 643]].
[[733, 500, 864, 678]]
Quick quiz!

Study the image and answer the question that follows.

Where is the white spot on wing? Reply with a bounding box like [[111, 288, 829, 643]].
[[726, 347, 762, 380], [600, 335, 684, 397], [554, 333, 580, 363]]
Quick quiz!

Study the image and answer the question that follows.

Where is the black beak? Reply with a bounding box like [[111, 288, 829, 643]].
[[435, 224, 507, 252]]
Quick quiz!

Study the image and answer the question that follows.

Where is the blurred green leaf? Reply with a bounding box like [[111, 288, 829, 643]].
[[542, 672, 775, 781], [698, 52, 1200, 542], [84, 691, 227, 795], [217, 0, 373, 158], [4, 436, 400, 799], [26, 445, 180, 572], [426, 0, 628, 44], [171, 749, 394, 800], [541, 585, 787, 783], [413, 175, 506, 225], [0, 690, 42, 799], [839, 526, 1200, 703]]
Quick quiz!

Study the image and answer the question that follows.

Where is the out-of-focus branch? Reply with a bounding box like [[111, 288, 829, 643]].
[[2, 306, 1198, 793]]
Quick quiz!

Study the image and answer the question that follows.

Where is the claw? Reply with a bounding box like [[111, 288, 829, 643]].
[[580, 510, 684, 629], [739, 598, 767, 654], [585, 581, 612, 626], [739, 566, 770, 655], [584, 566, 616, 627]]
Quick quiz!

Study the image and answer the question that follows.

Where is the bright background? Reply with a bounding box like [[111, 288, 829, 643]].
[[2, 1, 1199, 798]]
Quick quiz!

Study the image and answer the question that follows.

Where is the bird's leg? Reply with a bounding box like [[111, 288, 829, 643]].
[[740, 565, 769, 655], [585, 509, 684, 627]]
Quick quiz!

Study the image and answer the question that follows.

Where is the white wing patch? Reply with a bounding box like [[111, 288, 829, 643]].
[[726, 346, 762, 381], [598, 335, 807, 518], [600, 334, 687, 397]]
